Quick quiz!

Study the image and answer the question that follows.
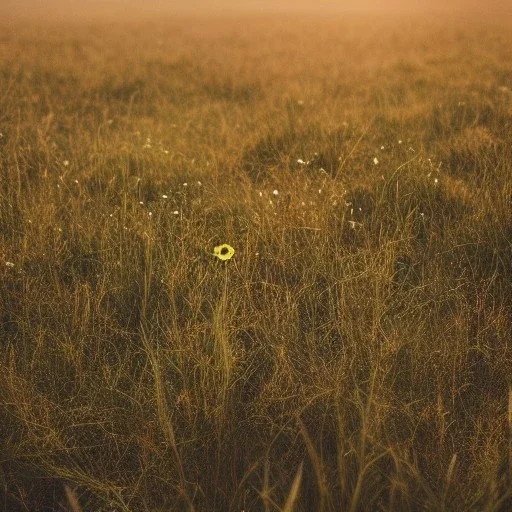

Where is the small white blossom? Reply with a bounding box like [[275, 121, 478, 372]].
[[272, 189, 279, 196], [373, 157, 379, 165], [173, 210, 179, 215], [63, 160, 70, 167], [162, 194, 168, 199], [5, 261, 14, 268]]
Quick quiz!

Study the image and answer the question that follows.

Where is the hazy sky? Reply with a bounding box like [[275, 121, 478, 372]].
[[2, 0, 511, 21]]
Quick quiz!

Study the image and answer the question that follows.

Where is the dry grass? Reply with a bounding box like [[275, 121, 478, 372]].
[[0, 11, 511, 511]]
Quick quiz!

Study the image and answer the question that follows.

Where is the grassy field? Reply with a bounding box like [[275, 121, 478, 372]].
[[1, 10, 512, 511]]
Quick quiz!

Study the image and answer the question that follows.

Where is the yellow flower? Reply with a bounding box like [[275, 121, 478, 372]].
[[213, 244, 235, 261]]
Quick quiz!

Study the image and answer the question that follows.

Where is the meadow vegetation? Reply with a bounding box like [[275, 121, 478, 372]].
[[0, 12, 511, 511]]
